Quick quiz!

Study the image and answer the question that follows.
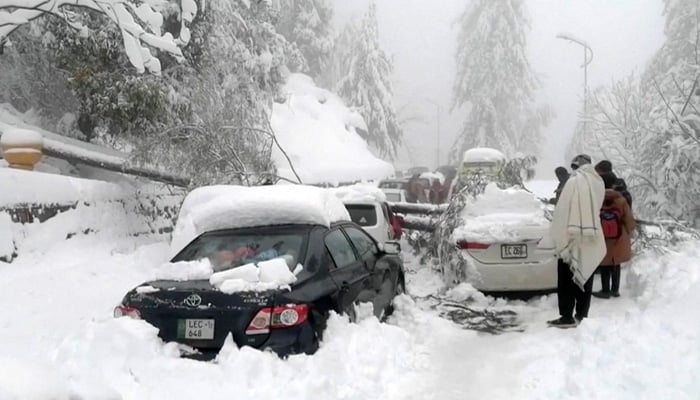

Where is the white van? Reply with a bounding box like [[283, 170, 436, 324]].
[[458, 147, 506, 180]]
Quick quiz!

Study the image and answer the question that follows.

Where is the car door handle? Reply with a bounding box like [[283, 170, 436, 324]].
[[340, 281, 350, 292]]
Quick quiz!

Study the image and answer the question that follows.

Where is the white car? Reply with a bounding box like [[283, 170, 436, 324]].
[[441, 183, 557, 292], [377, 179, 408, 203], [330, 184, 401, 244], [343, 200, 395, 244]]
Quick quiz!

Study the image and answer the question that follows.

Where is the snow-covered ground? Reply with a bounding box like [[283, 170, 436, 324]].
[[1, 201, 699, 399]]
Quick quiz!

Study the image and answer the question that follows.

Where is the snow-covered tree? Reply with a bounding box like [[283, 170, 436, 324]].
[[568, 0, 700, 224], [276, 0, 334, 79], [0, 0, 197, 74], [451, 0, 550, 159], [334, 4, 402, 158], [132, 0, 295, 186]]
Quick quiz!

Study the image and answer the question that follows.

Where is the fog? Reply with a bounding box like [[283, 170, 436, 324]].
[[333, 0, 665, 177]]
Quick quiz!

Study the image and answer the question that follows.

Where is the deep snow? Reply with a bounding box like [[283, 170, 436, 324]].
[[1, 203, 699, 399]]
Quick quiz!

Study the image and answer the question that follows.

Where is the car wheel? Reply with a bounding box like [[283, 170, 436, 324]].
[[381, 274, 405, 321], [310, 308, 329, 341]]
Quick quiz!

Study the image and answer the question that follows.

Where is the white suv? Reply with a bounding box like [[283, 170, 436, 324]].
[[343, 200, 395, 244]]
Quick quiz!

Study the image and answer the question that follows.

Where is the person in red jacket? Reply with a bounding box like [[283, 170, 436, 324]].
[[593, 173, 636, 298]]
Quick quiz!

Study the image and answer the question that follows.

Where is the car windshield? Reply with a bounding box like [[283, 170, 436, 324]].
[[173, 229, 308, 273], [345, 204, 378, 226]]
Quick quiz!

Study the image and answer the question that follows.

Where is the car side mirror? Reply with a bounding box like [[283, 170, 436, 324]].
[[381, 241, 401, 255]]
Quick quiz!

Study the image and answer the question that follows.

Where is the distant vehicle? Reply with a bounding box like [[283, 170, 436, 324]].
[[458, 147, 506, 180], [114, 185, 406, 360], [382, 188, 407, 203], [378, 178, 408, 203], [439, 184, 557, 293]]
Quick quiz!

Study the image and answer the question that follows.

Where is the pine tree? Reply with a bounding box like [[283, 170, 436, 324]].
[[451, 0, 550, 160], [334, 3, 402, 159], [276, 0, 334, 79]]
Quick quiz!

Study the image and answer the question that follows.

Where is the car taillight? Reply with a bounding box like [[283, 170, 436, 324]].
[[457, 241, 490, 250], [113, 305, 141, 319], [245, 304, 310, 335]]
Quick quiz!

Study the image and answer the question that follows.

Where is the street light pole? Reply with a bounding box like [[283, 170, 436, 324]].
[[424, 98, 441, 168], [556, 33, 593, 135]]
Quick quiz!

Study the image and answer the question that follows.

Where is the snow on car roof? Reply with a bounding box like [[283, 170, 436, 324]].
[[452, 183, 549, 244], [171, 184, 351, 255], [330, 183, 387, 204], [462, 147, 506, 163]]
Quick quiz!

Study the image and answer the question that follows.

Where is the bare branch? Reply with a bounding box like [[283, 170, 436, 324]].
[[652, 78, 700, 146], [680, 75, 699, 116]]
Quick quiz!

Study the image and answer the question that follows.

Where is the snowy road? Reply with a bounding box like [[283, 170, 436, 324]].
[[1, 228, 699, 399]]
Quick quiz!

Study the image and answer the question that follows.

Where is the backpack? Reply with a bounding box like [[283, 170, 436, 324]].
[[600, 205, 623, 239]]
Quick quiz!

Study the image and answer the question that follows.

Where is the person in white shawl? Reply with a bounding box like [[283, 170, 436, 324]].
[[547, 154, 606, 328]]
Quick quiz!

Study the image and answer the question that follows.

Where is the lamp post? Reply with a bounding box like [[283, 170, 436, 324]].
[[556, 33, 593, 135], [423, 98, 441, 169]]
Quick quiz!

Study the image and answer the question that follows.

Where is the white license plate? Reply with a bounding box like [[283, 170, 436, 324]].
[[177, 319, 215, 340], [501, 244, 527, 259]]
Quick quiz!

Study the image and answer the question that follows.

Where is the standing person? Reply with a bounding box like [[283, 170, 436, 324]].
[[405, 175, 419, 203], [595, 160, 632, 207], [593, 173, 636, 299], [547, 154, 607, 328], [551, 166, 570, 204]]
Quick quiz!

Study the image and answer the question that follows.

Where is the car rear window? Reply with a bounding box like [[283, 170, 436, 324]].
[[385, 192, 401, 202], [173, 229, 308, 273], [344, 204, 378, 226]]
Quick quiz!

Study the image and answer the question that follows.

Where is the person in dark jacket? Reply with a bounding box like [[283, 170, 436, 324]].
[[551, 166, 570, 204], [595, 160, 632, 207], [593, 173, 636, 299]]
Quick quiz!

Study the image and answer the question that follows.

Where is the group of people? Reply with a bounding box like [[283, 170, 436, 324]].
[[405, 174, 451, 205], [547, 155, 636, 328]]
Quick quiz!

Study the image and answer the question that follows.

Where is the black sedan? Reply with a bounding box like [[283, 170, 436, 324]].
[[114, 222, 405, 359]]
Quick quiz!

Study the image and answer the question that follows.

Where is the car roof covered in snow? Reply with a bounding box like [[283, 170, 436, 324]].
[[329, 183, 387, 205], [170, 184, 351, 255], [462, 147, 506, 163]]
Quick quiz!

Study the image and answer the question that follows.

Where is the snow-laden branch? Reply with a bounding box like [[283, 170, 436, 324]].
[[0, 0, 197, 74]]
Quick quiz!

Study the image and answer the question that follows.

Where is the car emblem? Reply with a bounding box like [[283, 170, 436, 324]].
[[183, 294, 202, 307]]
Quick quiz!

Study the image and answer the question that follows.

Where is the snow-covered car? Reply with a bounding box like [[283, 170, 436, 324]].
[[438, 183, 557, 292], [458, 147, 506, 181], [114, 185, 405, 359]]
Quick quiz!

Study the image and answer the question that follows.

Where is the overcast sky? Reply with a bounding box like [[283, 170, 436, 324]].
[[332, 0, 666, 177]]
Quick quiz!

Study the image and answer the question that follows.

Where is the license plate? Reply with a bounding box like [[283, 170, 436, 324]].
[[501, 244, 527, 259], [177, 319, 215, 340]]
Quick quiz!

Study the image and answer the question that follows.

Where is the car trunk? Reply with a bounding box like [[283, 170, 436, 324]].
[[127, 280, 274, 350], [462, 224, 555, 265]]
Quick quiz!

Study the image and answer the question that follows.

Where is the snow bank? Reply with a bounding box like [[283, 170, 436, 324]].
[[210, 258, 297, 293], [171, 184, 351, 255], [271, 74, 394, 185], [462, 147, 506, 163], [0, 168, 125, 206], [330, 183, 386, 204], [452, 183, 550, 243]]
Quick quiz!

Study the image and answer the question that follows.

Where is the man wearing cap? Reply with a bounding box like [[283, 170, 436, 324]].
[[547, 154, 607, 328]]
